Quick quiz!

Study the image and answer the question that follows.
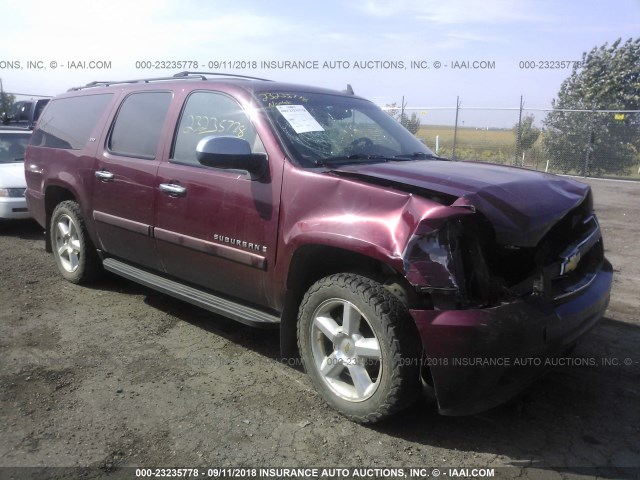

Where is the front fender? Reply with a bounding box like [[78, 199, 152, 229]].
[[277, 162, 473, 288]]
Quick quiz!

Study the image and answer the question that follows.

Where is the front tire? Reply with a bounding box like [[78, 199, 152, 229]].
[[50, 201, 102, 284], [297, 273, 421, 423]]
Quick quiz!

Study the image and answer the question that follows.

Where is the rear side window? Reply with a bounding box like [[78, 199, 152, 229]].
[[31, 94, 113, 150], [108, 92, 172, 159]]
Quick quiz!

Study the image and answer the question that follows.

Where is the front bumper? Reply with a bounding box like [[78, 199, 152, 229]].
[[410, 259, 613, 416], [0, 197, 31, 219]]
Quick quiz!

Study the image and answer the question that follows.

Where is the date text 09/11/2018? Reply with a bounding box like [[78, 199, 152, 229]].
[[134, 467, 497, 478], [131, 59, 501, 70]]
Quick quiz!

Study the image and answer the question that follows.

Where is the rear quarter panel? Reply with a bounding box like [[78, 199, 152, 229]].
[[25, 91, 123, 237]]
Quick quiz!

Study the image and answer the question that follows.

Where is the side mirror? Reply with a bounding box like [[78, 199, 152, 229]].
[[196, 136, 266, 177]]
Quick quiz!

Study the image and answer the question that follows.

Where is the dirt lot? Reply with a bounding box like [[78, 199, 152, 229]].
[[1, 177, 639, 479]]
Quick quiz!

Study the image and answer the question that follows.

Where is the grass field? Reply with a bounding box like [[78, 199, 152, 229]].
[[414, 124, 640, 178], [417, 125, 515, 150], [416, 124, 521, 165]]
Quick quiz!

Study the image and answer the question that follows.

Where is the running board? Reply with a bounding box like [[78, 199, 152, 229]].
[[103, 258, 280, 328]]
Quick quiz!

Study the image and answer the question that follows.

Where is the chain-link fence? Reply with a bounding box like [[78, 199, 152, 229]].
[[385, 98, 640, 179]]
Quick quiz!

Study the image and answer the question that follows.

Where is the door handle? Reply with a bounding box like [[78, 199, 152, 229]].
[[95, 170, 114, 182], [159, 183, 187, 197]]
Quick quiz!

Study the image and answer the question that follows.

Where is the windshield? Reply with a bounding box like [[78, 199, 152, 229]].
[[0, 133, 30, 163], [256, 91, 434, 167]]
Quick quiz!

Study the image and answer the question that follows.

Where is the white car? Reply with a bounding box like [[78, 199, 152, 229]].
[[0, 128, 32, 219]]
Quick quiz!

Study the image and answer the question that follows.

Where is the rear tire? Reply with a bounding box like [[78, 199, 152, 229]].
[[50, 201, 102, 284], [297, 273, 421, 423]]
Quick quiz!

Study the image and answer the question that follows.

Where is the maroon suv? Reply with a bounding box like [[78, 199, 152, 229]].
[[25, 72, 612, 423]]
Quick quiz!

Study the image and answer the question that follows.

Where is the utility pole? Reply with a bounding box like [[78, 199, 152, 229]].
[[0, 78, 6, 117], [452, 96, 460, 160], [514, 95, 524, 166], [583, 103, 596, 177]]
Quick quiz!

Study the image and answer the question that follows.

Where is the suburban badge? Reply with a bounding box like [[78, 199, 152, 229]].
[[213, 234, 267, 253]]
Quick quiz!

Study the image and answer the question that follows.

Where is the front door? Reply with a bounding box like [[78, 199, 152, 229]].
[[154, 90, 280, 307]]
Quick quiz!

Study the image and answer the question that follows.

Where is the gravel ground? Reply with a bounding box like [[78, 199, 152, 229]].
[[0, 177, 639, 479]]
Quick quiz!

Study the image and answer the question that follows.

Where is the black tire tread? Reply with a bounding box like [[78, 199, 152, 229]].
[[297, 273, 421, 424], [51, 200, 102, 284]]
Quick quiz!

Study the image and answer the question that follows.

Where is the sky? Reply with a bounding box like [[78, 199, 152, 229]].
[[0, 0, 638, 127]]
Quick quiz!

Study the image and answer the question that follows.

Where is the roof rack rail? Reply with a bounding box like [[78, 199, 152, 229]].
[[67, 74, 208, 91], [67, 71, 273, 91], [173, 71, 273, 82]]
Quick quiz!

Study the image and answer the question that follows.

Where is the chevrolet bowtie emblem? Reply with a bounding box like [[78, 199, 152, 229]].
[[564, 251, 582, 274]]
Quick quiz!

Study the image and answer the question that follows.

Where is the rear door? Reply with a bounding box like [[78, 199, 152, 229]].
[[92, 90, 173, 269], [154, 90, 280, 307]]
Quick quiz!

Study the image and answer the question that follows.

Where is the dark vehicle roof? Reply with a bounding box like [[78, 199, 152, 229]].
[[2, 98, 50, 130]]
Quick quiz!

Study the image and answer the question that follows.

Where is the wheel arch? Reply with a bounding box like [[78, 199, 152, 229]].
[[295, 272, 423, 422], [44, 185, 77, 253], [279, 243, 416, 358]]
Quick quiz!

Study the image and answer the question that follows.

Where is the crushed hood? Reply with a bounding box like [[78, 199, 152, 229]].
[[331, 160, 590, 247]]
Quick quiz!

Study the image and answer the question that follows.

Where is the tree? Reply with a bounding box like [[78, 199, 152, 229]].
[[0, 91, 16, 124], [401, 112, 421, 134], [385, 102, 400, 120], [543, 37, 640, 175], [385, 103, 421, 134], [513, 114, 540, 163]]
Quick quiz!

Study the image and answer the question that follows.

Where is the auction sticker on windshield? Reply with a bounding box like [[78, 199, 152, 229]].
[[275, 105, 325, 134]]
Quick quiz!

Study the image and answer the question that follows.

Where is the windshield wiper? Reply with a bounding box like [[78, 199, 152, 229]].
[[316, 151, 448, 167], [315, 154, 389, 167], [394, 152, 449, 161]]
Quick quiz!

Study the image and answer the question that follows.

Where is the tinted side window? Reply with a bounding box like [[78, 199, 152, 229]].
[[109, 92, 172, 159], [15, 102, 32, 121], [33, 99, 50, 123], [31, 94, 113, 150], [172, 92, 262, 166]]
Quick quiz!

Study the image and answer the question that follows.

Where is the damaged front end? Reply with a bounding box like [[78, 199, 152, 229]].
[[403, 210, 499, 309], [402, 190, 613, 415]]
